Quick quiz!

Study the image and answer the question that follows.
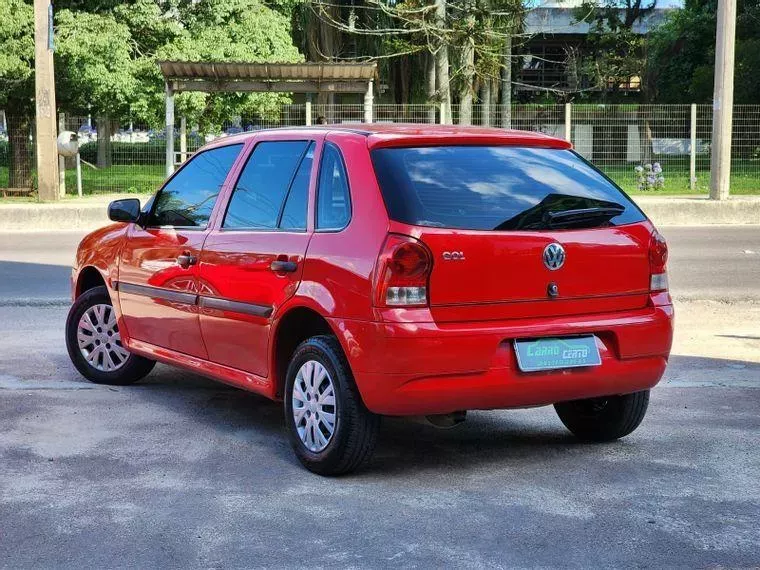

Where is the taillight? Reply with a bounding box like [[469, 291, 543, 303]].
[[649, 230, 669, 292], [373, 234, 432, 307]]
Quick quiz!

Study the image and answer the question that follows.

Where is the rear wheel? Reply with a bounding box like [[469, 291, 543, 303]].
[[554, 390, 650, 442], [65, 286, 155, 385], [284, 335, 379, 475]]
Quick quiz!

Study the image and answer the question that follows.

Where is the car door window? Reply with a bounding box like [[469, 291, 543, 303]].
[[316, 143, 351, 230], [279, 142, 315, 231], [150, 144, 243, 228], [223, 141, 311, 229]]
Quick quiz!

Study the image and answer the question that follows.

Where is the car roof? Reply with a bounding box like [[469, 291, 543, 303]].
[[200, 123, 572, 152]]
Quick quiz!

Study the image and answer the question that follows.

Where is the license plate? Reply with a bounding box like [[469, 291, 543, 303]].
[[514, 336, 601, 372]]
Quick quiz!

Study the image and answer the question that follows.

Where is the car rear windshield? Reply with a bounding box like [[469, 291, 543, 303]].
[[370, 145, 646, 231]]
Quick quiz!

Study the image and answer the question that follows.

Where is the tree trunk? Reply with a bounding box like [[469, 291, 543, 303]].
[[426, 51, 437, 123], [7, 114, 33, 189], [434, 0, 451, 123], [458, 34, 475, 125], [481, 80, 492, 127], [399, 56, 410, 105], [500, 34, 513, 129], [96, 115, 113, 168]]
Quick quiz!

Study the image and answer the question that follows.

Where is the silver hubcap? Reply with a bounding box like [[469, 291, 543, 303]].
[[292, 360, 336, 452], [77, 304, 129, 372]]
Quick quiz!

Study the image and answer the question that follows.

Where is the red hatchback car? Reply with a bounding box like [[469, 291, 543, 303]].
[[66, 125, 674, 474]]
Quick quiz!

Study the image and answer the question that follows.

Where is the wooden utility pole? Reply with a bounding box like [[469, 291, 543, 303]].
[[709, 0, 737, 201], [34, 0, 59, 201]]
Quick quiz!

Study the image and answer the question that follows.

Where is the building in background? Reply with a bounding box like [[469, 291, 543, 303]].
[[518, 0, 672, 97]]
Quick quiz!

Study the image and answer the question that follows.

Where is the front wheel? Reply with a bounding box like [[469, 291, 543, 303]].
[[554, 390, 650, 442], [284, 335, 379, 475], [65, 286, 155, 385]]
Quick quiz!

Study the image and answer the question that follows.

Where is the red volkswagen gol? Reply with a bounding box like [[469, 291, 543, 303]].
[[66, 125, 673, 474]]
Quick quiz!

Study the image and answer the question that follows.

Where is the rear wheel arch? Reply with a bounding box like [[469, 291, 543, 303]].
[[76, 266, 107, 298], [272, 305, 340, 399]]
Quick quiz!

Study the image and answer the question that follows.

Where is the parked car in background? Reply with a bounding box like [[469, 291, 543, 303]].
[[65, 124, 674, 475]]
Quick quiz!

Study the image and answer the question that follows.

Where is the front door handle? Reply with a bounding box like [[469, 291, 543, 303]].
[[176, 254, 197, 269], [270, 260, 298, 273]]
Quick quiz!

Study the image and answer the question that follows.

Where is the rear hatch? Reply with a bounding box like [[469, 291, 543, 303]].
[[372, 144, 653, 321]]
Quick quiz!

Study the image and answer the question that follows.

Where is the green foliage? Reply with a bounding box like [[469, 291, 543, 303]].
[[55, 10, 137, 117], [0, 0, 34, 111], [647, 0, 760, 103], [157, 0, 303, 129], [572, 0, 654, 99], [77, 140, 166, 165], [5, 0, 303, 127]]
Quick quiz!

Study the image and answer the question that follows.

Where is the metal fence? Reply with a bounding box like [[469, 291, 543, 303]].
[[1, 104, 759, 197]]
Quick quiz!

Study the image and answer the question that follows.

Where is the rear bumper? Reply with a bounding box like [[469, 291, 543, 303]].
[[331, 303, 674, 416]]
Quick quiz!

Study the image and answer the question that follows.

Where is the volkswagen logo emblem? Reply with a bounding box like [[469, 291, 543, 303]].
[[543, 243, 566, 270]]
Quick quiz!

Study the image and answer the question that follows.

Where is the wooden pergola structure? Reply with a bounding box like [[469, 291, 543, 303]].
[[158, 61, 378, 176]]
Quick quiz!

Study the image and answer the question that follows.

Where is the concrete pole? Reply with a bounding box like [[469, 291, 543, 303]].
[[305, 101, 312, 126], [165, 83, 175, 178], [440, 102, 448, 125], [179, 117, 187, 164], [709, 0, 737, 200], [364, 80, 374, 124], [690, 104, 697, 191], [564, 103, 572, 143], [34, 0, 59, 201], [57, 112, 66, 197]]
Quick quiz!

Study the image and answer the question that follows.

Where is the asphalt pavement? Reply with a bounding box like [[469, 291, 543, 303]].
[[0, 227, 758, 568], [0, 226, 759, 303]]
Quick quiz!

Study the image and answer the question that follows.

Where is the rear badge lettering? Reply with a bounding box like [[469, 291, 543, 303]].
[[442, 251, 466, 261]]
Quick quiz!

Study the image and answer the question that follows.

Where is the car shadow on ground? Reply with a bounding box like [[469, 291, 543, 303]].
[[59, 353, 760, 475], [127, 366, 611, 475]]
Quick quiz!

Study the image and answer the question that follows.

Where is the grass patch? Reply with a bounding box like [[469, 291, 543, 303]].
[[0, 164, 164, 199], [2, 159, 759, 200]]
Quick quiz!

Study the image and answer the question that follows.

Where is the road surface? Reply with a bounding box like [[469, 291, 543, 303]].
[[0, 226, 758, 568], [1, 226, 758, 303]]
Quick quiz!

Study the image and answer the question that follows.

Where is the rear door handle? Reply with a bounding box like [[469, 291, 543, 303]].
[[176, 254, 197, 269], [270, 260, 298, 273]]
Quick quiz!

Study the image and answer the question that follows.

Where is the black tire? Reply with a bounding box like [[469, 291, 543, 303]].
[[284, 335, 380, 475], [65, 286, 155, 385], [554, 390, 650, 442]]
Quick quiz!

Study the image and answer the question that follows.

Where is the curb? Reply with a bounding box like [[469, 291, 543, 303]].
[[634, 196, 760, 226], [0, 204, 110, 232], [0, 195, 758, 231]]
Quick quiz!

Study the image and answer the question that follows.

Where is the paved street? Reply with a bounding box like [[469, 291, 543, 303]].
[[1, 226, 759, 304], [0, 227, 758, 567]]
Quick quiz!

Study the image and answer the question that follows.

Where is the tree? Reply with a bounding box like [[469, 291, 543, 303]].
[[573, 0, 658, 162], [307, 0, 523, 123], [158, 0, 303, 131], [648, 0, 760, 104], [573, 0, 656, 100], [0, 0, 34, 189], [55, 9, 138, 166]]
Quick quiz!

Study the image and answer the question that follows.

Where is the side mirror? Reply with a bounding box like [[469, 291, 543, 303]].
[[108, 198, 141, 224]]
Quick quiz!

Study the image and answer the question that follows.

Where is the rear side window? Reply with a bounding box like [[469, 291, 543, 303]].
[[279, 143, 315, 231], [223, 141, 311, 229], [151, 144, 242, 228], [370, 146, 646, 231], [316, 143, 350, 230]]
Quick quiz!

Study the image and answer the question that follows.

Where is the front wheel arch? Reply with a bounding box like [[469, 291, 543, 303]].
[[75, 266, 107, 299]]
